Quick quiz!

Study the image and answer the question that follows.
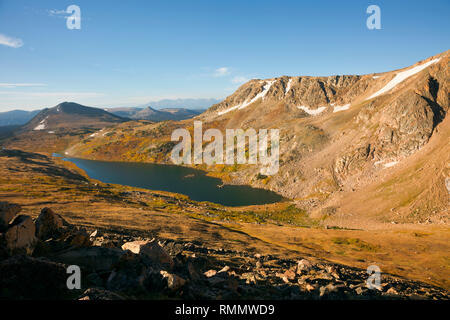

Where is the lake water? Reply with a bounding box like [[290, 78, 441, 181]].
[[57, 155, 283, 206]]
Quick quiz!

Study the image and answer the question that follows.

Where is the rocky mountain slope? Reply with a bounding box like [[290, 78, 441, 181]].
[[23, 102, 125, 132], [1, 204, 448, 300], [66, 51, 449, 226]]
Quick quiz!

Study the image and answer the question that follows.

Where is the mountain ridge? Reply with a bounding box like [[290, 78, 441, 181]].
[[64, 50, 450, 227], [106, 106, 203, 122], [22, 102, 125, 132]]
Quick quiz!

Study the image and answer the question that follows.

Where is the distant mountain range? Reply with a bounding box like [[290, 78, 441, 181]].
[[105, 106, 203, 121], [0, 98, 213, 127], [0, 110, 40, 126], [136, 98, 221, 109]]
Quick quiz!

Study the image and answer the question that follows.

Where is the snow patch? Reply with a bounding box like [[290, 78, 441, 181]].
[[374, 160, 399, 168], [383, 161, 398, 168], [333, 104, 350, 113], [297, 105, 327, 116], [33, 124, 46, 130], [285, 78, 293, 95], [33, 116, 48, 131], [372, 76, 380, 79], [48, 131, 55, 134], [367, 58, 441, 100], [374, 160, 384, 166], [218, 80, 276, 115]]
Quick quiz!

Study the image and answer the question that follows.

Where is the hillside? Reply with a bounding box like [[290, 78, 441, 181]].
[[66, 50, 450, 226], [0, 148, 449, 291], [23, 102, 125, 132], [0, 102, 127, 153]]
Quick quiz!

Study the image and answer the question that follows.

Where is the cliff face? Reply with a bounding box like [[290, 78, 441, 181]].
[[68, 51, 450, 224]]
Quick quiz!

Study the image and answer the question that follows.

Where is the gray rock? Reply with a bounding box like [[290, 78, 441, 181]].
[[78, 288, 125, 300], [4, 215, 37, 255], [35, 207, 69, 240], [319, 283, 342, 297], [160, 270, 186, 291], [54, 246, 124, 271], [106, 251, 164, 294], [122, 239, 174, 269], [0, 255, 70, 299], [297, 259, 313, 274], [0, 202, 21, 231]]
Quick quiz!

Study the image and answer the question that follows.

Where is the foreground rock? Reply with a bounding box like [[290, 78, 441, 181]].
[[4, 215, 37, 255], [0, 206, 448, 300], [0, 202, 21, 231], [0, 255, 71, 299], [122, 239, 174, 269], [78, 288, 125, 300], [54, 246, 124, 272], [35, 207, 69, 240]]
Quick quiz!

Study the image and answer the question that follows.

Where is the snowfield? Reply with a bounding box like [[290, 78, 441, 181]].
[[333, 104, 350, 113], [367, 58, 440, 100], [383, 161, 399, 168], [297, 105, 327, 116], [33, 116, 48, 131], [285, 78, 293, 95], [218, 80, 276, 115]]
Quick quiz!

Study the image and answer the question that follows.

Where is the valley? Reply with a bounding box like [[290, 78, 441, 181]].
[[0, 51, 449, 299]]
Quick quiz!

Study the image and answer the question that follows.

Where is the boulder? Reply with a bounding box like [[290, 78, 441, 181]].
[[320, 283, 338, 297], [63, 227, 92, 247], [0, 202, 21, 232], [54, 246, 124, 272], [35, 207, 69, 240], [121, 240, 150, 254], [78, 288, 125, 300], [204, 269, 217, 278], [4, 215, 37, 255], [276, 268, 296, 283], [107, 251, 164, 295], [297, 259, 313, 274], [187, 262, 201, 281], [0, 255, 70, 299], [160, 270, 186, 292], [122, 239, 174, 269]]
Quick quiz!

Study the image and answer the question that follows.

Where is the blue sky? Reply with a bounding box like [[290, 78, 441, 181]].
[[0, 0, 449, 111]]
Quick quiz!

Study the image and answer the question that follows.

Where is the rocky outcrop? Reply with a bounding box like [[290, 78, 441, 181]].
[[122, 239, 174, 269], [3, 215, 37, 255], [54, 246, 124, 272], [1, 206, 448, 300], [78, 288, 125, 300], [0, 202, 21, 231], [0, 255, 70, 299], [35, 207, 69, 240]]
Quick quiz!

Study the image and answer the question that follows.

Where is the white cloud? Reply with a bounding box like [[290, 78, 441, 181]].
[[0, 33, 24, 48], [0, 91, 104, 98], [0, 83, 47, 88], [231, 76, 249, 84], [214, 67, 230, 77]]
